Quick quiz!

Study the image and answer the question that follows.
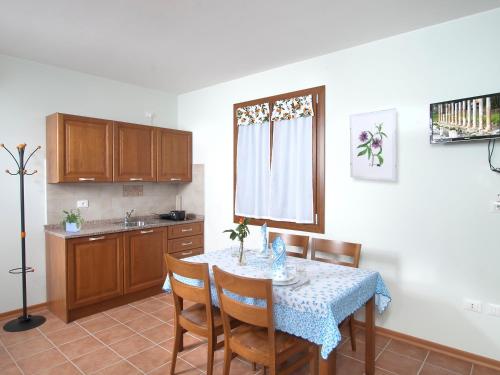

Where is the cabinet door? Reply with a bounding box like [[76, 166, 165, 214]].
[[47, 113, 113, 182], [157, 129, 192, 182], [124, 228, 166, 294], [67, 234, 123, 309], [114, 122, 157, 182]]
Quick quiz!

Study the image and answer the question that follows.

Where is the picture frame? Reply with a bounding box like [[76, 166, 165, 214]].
[[350, 109, 397, 181]]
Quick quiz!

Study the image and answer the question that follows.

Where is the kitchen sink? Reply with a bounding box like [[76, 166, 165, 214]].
[[114, 220, 151, 228]]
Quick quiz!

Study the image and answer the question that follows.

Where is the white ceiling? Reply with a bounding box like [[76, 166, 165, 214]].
[[1, 0, 499, 94]]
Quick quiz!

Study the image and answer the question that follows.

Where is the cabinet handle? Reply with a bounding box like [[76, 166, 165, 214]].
[[181, 228, 192, 232], [89, 236, 105, 241], [129, 178, 143, 181], [170, 178, 181, 181], [79, 177, 95, 181], [140, 230, 154, 234], [181, 251, 193, 256], [181, 241, 193, 246]]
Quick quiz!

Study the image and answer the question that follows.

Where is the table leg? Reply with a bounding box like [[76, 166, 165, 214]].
[[318, 347, 336, 375], [365, 295, 375, 375]]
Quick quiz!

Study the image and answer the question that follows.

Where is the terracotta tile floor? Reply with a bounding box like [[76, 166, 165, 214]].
[[0, 293, 498, 375]]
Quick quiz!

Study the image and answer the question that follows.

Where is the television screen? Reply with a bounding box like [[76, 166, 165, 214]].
[[430, 92, 500, 143]]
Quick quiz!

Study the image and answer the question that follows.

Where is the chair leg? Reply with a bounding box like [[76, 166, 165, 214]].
[[223, 344, 232, 375], [179, 328, 186, 351], [349, 316, 356, 352], [170, 323, 182, 375], [207, 336, 215, 375], [252, 362, 257, 371]]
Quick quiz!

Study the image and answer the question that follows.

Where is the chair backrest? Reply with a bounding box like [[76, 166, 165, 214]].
[[311, 238, 361, 268], [164, 254, 214, 327], [269, 232, 309, 259], [213, 266, 276, 359]]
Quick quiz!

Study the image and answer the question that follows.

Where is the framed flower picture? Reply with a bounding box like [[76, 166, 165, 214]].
[[350, 109, 397, 181]]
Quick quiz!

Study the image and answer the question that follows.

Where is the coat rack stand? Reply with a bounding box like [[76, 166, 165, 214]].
[[2, 143, 46, 332]]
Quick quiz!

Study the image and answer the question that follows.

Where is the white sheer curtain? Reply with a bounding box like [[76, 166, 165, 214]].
[[234, 121, 270, 218], [269, 116, 313, 223]]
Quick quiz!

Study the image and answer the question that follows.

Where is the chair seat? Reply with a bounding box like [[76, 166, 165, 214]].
[[180, 303, 223, 329], [230, 324, 308, 364]]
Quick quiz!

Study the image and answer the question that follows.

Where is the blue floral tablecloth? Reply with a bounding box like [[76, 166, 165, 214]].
[[163, 248, 391, 359]]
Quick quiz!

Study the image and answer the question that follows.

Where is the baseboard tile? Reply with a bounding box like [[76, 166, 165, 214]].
[[0, 303, 48, 320], [354, 319, 500, 371]]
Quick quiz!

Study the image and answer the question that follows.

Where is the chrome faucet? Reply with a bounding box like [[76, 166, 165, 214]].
[[125, 209, 135, 224]]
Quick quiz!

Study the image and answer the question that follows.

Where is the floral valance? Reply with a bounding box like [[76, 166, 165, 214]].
[[237, 103, 270, 126], [271, 95, 314, 122]]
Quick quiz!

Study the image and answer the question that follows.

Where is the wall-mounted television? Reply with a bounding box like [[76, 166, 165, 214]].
[[430, 92, 500, 143]]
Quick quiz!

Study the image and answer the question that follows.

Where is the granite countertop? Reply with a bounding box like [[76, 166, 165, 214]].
[[45, 215, 204, 239]]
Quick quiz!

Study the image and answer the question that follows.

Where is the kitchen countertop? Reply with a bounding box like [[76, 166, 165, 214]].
[[44, 215, 204, 239]]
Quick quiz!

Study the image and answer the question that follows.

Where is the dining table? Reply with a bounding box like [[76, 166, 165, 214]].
[[163, 247, 391, 375]]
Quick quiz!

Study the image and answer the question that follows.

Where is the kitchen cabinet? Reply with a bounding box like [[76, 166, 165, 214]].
[[45, 219, 204, 322], [67, 234, 123, 309], [114, 122, 157, 182], [157, 128, 192, 182], [46, 113, 193, 183], [167, 222, 204, 259], [124, 227, 167, 294], [46, 113, 113, 183]]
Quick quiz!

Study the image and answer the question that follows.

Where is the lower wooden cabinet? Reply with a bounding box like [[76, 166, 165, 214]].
[[124, 228, 167, 294], [45, 221, 203, 322], [67, 234, 123, 309]]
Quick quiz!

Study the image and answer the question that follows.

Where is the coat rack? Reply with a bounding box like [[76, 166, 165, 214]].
[[2, 143, 46, 332]]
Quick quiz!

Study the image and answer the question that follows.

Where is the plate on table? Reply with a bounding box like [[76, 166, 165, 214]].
[[272, 274, 300, 286]]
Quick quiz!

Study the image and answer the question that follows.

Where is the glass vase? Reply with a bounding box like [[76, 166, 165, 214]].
[[238, 241, 246, 266]]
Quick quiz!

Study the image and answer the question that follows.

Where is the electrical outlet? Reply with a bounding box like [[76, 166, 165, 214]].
[[77, 200, 89, 208], [463, 299, 482, 313], [491, 194, 500, 213], [493, 201, 500, 213], [486, 303, 500, 317]]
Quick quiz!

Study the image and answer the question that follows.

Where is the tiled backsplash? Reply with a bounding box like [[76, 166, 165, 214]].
[[46, 164, 204, 224]]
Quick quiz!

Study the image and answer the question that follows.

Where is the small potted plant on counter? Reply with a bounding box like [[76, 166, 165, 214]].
[[62, 209, 84, 233]]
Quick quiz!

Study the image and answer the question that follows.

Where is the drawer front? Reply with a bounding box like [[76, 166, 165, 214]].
[[168, 235, 204, 254], [169, 248, 203, 259], [168, 222, 203, 239]]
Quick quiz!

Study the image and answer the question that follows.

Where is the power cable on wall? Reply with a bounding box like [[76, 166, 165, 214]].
[[488, 139, 500, 173]]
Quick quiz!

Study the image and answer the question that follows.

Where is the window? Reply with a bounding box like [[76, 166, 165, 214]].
[[233, 86, 325, 233]]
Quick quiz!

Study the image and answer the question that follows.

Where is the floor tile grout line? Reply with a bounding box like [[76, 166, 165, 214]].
[[417, 355, 469, 375], [375, 337, 392, 361], [75, 320, 147, 375], [416, 350, 430, 375], [0, 332, 26, 375], [37, 327, 85, 375]]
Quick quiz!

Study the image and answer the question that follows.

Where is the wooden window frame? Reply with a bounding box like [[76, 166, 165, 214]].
[[233, 85, 325, 234]]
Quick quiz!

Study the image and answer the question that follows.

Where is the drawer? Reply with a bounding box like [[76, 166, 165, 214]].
[[168, 235, 204, 254], [169, 248, 203, 259], [168, 222, 203, 239]]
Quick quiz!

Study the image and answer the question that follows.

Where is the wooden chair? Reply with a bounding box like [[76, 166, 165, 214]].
[[213, 266, 315, 375], [269, 232, 309, 259], [164, 254, 223, 375], [311, 238, 361, 351]]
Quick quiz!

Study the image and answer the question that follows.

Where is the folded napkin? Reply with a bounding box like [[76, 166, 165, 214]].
[[260, 223, 268, 256], [272, 236, 288, 280]]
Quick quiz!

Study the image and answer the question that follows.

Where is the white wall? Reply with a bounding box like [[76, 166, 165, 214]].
[[0, 54, 177, 313], [178, 10, 500, 360]]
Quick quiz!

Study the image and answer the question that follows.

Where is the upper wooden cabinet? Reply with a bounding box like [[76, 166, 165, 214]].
[[46, 113, 192, 183], [114, 122, 157, 182], [157, 128, 192, 182], [46, 113, 113, 183]]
